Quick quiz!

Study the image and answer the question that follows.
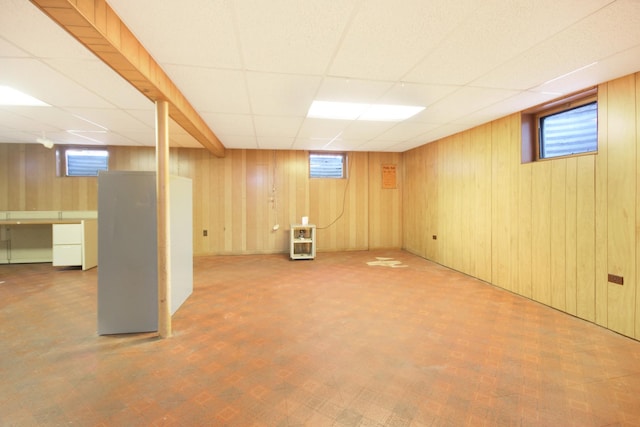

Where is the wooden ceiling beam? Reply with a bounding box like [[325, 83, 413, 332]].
[[30, 0, 225, 157]]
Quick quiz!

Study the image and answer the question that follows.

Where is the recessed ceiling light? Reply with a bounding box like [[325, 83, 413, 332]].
[[307, 100, 424, 122], [0, 85, 49, 106]]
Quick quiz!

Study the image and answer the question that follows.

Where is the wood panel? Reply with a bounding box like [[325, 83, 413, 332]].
[[517, 163, 533, 298], [564, 157, 577, 315], [310, 151, 369, 252], [606, 75, 636, 337], [595, 83, 609, 327], [369, 152, 402, 249], [491, 116, 518, 290], [531, 161, 551, 306], [439, 133, 462, 271], [576, 155, 596, 322], [550, 159, 567, 310], [637, 72, 640, 340], [424, 142, 439, 262], [402, 145, 428, 257], [473, 125, 492, 283]]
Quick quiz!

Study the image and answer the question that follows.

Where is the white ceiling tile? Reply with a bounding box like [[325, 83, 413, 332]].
[[0, 108, 59, 133], [291, 137, 332, 151], [219, 134, 258, 149], [0, 37, 29, 58], [256, 136, 295, 150], [64, 108, 150, 133], [322, 139, 367, 152], [475, 1, 640, 91], [424, 87, 519, 123], [0, 128, 44, 144], [378, 83, 459, 108], [376, 122, 435, 142], [297, 118, 349, 140], [356, 139, 403, 152], [0, 58, 113, 108], [253, 116, 303, 138], [44, 58, 153, 110], [235, 0, 358, 74], [204, 113, 255, 137], [0, 0, 95, 60], [164, 65, 251, 114], [587, 44, 640, 86], [315, 78, 393, 103], [406, 0, 615, 85], [246, 72, 322, 116], [329, 0, 480, 81], [9, 106, 109, 132], [340, 121, 395, 140], [109, 0, 242, 69]]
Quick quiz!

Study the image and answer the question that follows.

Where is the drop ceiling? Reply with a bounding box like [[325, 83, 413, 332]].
[[1, 0, 640, 152]]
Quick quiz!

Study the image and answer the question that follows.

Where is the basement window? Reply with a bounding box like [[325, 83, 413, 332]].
[[309, 152, 346, 179], [521, 88, 597, 163], [58, 148, 109, 177], [538, 100, 597, 159]]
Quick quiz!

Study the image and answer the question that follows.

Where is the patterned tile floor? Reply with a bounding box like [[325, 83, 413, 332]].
[[1, 250, 640, 426]]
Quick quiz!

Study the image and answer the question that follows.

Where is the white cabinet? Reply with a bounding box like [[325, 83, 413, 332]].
[[0, 211, 97, 267], [290, 224, 316, 260], [52, 221, 97, 270]]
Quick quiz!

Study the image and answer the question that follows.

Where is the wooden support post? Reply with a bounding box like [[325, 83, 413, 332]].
[[156, 100, 171, 338]]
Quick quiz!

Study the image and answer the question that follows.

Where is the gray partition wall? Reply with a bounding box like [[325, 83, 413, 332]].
[[97, 171, 193, 335]]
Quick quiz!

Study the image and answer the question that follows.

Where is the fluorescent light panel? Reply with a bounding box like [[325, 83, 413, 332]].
[[0, 85, 49, 106], [308, 100, 424, 122]]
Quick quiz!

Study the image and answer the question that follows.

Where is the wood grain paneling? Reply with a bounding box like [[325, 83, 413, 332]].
[[0, 145, 397, 256], [310, 152, 369, 251], [550, 159, 567, 310], [402, 145, 427, 258], [606, 75, 636, 337], [595, 83, 609, 328], [576, 155, 595, 322], [472, 125, 492, 283], [402, 72, 640, 342], [491, 116, 517, 290], [402, 142, 438, 260], [637, 73, 640, 340], [531, 161, 551, 306], [369, 152, 402, 249], [518, 163, 533, 298], [565, 157, 578, 315]]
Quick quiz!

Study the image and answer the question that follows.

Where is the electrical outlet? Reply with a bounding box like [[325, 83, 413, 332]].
[[203, 230, 208, 237], [608, 274, 623, 285]]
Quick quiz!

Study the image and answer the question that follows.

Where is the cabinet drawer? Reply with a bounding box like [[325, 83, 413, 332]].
[[52, 244, 82, 266], [52, 224, 82, 245]]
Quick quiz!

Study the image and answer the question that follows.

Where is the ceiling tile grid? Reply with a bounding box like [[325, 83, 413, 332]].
[[1, 0, 640, 151]]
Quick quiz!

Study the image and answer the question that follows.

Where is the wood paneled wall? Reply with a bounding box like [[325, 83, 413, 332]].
[[403, 71, 640, 341], [0, 145, 402, 255]]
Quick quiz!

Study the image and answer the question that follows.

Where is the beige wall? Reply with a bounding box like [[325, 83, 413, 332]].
[[0, 145, 402, 255], [403, 72, 640, 341]]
